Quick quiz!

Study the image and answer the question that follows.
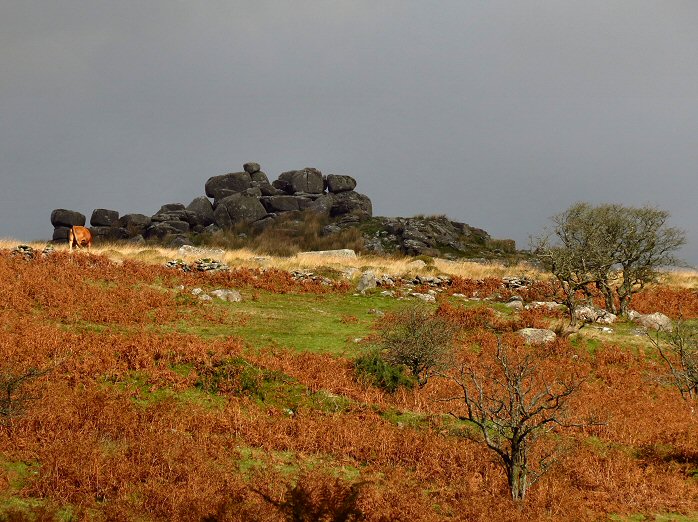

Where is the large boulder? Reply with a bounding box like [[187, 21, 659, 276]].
[[118, 214, 152, 236], [307, 193, 335, 217], [575, 306, 617, 325], [89, 226, 130, 242], [213, 194, 268, 228], [260, 195, 312, 213], [326, 174, 357, 193], [51, 209, 86, 228], [52, 227, 70, 241], [329, 191, 372, 220], [186, 197, 215, 227], [277, 168, 324, 194], [628, 311, 673, 331], [205, 172, 252, 199], [243, 162, 261, 174], [145, 221, 190, 240], [90, 209, 119, 227]]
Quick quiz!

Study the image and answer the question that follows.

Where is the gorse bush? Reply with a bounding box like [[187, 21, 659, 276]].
[[353, 350, 415, 393]]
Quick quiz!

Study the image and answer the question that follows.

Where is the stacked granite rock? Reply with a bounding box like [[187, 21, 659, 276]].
[[50, 163, 372, 245]]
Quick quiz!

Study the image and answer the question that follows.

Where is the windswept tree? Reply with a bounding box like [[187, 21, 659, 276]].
[[534, 202, 685, 319], [647, 320, 698, 406], [440, 337, 595, 501]]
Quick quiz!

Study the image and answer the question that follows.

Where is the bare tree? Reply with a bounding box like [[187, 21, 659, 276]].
[[0, 366, 51, 427], [534, 202, 685, 319], [377, 305, 457, 387], [441, 338, 595, 501], [647, 320, 697, 406]]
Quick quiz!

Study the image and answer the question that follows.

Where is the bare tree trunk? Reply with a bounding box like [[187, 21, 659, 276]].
[[506, 445, 528, 501]]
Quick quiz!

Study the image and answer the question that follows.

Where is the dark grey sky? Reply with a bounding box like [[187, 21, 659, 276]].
[[2, 1, 697, 265]]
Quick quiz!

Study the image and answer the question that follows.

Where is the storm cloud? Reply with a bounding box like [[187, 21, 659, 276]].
[[1, 1, 696, 264]]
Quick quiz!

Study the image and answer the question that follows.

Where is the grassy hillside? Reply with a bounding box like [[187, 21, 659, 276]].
[[0, 244, 696, 521]]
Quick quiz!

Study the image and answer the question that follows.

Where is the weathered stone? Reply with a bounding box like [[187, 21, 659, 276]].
[[52, 227, 70, 241], [51, 209, 86, 228], [90, 209, 119, 227], [628, 311, 673, 331], [357, 271, 377, 293], [250, 170, 270, 183], [260, 195, 311, 213], [517, 328, 557, 344], [213, 193, 268, 228], [205, 172, 252, 199], [330, 191, 372, 220], [178, 245, 225, 257], [89, 226, 130, 241], [307, 194, 335, 217], [243, 162, 261, 174], [152, 210, 188, 222], [575, 306, 617, 324], [185, 197, 215, 227], [277, 168, 324, 194], [158, 203, 186, 213], [145, 221, 190, 240], [118, 214, 152, 236], [411, 292, 437, 302], [210, 289, 242, 302], [326, 174, 357, 193], [298, 249, 357, 258]]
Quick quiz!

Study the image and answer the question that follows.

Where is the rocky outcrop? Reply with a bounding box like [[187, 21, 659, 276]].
[[354, 215, 512, 259], [49, 161, 512, 260]]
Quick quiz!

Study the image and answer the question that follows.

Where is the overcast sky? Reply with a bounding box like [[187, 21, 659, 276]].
[[1, 1, 697, 265]]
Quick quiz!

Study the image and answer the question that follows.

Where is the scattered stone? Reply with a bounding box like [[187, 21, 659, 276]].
[[191, 288, 204, 296], [380, 290, 395, 297], [411, 292, 436, 302], [517, 328, 557, 344], [166, 259, 191, 271], [628, 310, 673, 331], [298, 249, 357, 258], [193, 258, 230, 272], [505, 300, 524, 311], [502, 276, 533, 289], [367, 308, 385, 316], [407, 260, 427, 270], [198, 294, 213, 302], [525, 301, 561, 311], [575, 306, 617, 325], [209, 289, 242, 302], [11, 245, 35, 259], [178, 245, 225, 257], [357, 271, 377, 293]]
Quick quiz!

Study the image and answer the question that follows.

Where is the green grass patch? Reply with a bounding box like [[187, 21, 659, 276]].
[[174, 291, 416, 354]]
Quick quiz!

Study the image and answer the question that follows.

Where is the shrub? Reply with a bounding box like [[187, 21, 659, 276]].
[[375, 305, 457, 386], [353, 351, 415, 393]]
